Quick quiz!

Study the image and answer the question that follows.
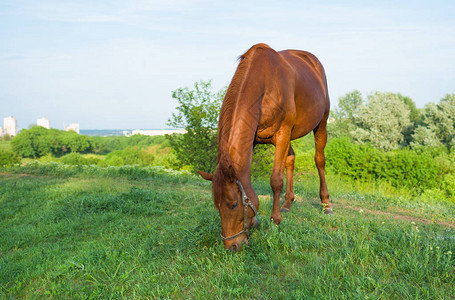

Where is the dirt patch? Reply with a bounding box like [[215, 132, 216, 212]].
[[0, 173, 31, 177], [258, 195, 270, 201], [338, 204, 455, 229]]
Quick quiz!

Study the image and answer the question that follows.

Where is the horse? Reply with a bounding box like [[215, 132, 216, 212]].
[[198, 43, 332, 252]]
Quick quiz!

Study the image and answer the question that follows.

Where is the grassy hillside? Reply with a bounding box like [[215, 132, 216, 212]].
[[1, 164, 454, 298]]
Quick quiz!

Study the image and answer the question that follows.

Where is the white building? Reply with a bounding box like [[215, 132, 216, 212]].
[[130, 129, 186, 136], [3, 116, 17, 136], [65, 123, 80, 134], [37, 117, 50, 129]]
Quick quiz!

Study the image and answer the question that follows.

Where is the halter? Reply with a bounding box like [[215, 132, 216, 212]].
[[221, 179, 260, 241]]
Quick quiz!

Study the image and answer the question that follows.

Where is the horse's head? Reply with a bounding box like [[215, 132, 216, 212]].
[[198, 166, 258, 252]]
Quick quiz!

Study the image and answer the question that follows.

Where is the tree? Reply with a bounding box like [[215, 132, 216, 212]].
[[331, 90, 364, 138], [398, 93, 420, 124], [410, 126, 442, 148], [11, 126, 52, 157], [412, 94, 455, 149], [397, 93, 421, 146], [351, 92, 411, 151], [166, 80, 226, 173], [11, 126, 95, 158], [334, 90, 363, 121]]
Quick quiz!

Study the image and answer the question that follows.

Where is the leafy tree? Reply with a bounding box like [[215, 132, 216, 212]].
[[166, 80, 226, 173], [397, 94, 421, 146], [11, 126, 95, 158], [11, 126, 53, 157], [334, 90, 363, 121], [398, 93, 420, 124], [331, 90, 363, 138], [413, 94, 455, 149], [60, 131, 93, 153], [410, 126, 442, 148], [351, 92, 411, 151]]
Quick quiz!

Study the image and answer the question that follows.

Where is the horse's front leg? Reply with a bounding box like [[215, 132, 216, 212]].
[[270, 132, 291, 225]]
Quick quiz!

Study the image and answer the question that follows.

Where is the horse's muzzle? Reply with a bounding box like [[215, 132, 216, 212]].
[[228, 238, 248, 252]]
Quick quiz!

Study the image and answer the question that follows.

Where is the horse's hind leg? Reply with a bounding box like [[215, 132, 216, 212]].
[[281, 146, 295, 212], [313, 119, 333, 214], [269, 130, 292, 225]]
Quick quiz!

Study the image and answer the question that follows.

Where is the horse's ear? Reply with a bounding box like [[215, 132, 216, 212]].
[[227, 165, 236, 182], [197, 171, 213, 181]]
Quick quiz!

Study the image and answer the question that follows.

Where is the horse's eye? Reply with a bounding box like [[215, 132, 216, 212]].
[[231, 202, 238, 210]]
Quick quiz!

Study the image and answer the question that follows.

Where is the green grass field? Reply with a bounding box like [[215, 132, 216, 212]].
[[1, 164, 454, 298]]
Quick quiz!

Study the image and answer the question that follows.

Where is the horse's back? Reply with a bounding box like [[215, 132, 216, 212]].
[[277, 50, 329, 140]]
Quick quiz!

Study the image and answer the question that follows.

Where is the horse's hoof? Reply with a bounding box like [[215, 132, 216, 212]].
[[280, 207, 291, 213], [271, 215, 281, 225], [324, 208, 334, 215]]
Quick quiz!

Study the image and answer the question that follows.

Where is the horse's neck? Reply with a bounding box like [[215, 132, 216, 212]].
[[223, 107, 260, 180], [219, 48, 268, 180]]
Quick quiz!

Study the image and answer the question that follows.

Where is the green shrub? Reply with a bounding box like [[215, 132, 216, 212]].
[[443, 173, 455, 200], [251, 144, 274, 178], [293, 149, 316, 175], [92, 134, 170, 154], [326, 137, 446, 194], [420, 188, 447, 203], [0, 149, 21, 167], [102, 155, 124, 166], [102, 146, 155, 167], [326, 137, 382, 181], [39, 154, 57, 163], [378, 149, 439, 192], [60, 153, 100, 166]]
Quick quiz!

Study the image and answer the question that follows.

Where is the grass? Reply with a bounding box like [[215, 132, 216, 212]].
[[0, 140, 11, 151], [1, 164, 454, 298]]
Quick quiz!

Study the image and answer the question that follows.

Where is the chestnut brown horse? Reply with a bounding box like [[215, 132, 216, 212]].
[[198, 43, 332, 252]]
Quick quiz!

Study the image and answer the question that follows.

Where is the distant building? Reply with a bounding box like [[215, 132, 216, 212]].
[[64, 123, 80, 134], [3, 116, 17, 136], [130, 129, 186, 136], [37, 117, 50, 129]]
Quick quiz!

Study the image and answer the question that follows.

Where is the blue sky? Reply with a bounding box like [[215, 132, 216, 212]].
[[1, 0, 454, 129]]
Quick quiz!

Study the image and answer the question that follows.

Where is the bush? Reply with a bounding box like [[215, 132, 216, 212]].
[[251, 144, 274, 178], [443, 173, 455, 200], [379, 149, 439, 192], [0, 149, 21, 167], [326, 137, 382, 181], [326, 137, 446, 194], [102, 146, 155, 167], [60, 153, 100, 166], [92, 135, 169, 154]]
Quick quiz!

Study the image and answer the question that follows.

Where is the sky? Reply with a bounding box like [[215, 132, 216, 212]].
[[1, 0, 454, 130]]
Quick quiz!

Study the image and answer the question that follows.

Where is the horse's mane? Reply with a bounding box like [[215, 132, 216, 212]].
[[217, 43, 270, 159], [212, 153, 232, 206]]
